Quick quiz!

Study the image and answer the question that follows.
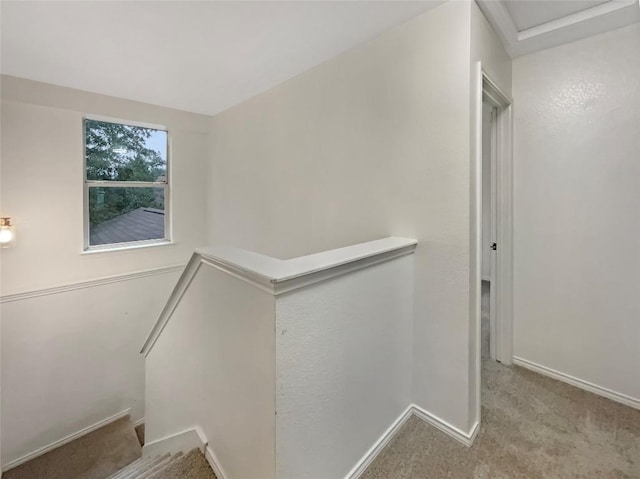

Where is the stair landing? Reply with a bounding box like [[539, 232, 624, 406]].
[[4, 416, 141, 479]]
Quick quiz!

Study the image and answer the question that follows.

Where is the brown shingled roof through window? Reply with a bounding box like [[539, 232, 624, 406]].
[[90, 208, 164, 246]]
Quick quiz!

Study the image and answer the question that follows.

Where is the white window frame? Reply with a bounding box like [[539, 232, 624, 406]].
[[82, 115, 171, 252]]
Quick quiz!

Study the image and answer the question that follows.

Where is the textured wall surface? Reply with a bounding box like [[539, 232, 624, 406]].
[[208, 0, 475, 432], [145, 265, 276, 479], [275, 256, 413, 479], [513, 24, 640, 403]]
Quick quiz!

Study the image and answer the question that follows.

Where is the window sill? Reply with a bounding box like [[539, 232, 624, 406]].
[[81, 239, 175, 255]]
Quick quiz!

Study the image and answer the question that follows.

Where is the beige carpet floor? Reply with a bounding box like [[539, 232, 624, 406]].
[[4, 416, 141, 479], [149, 449, 217, 479], [481, 280, 490, 359], [362, 360, 640, 479]]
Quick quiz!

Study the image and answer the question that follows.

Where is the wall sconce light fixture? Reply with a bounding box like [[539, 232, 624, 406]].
[[0, 217, 16, 248]]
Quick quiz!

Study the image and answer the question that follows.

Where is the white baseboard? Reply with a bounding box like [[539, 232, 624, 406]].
[[142, 426, 207, 458], [344, 403, 479, 479], [344, 405, 413, 479], [204, 445, 229, 479], [411, 405, 479, 447], [142, 404, 479, 479], [467, 419, 481, 444], [133, 417, 145, 428], [513, 356, 640, 410], [2, 408, 131, 472]]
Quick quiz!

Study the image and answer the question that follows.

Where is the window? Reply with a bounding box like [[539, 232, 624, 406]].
[[84, 118, 169, 250]]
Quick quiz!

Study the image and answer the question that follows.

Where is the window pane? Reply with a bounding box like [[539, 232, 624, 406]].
[[85, 119, 167, 182], [89, 187, 165, 246]]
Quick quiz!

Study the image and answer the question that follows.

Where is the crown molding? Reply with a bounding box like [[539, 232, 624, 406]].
[[477, 0, 640, 57]]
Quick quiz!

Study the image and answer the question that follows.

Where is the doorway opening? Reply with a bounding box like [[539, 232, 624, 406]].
[[481, 99, 497, 362], [478, 72, 513, 367], [474, 68, 514, 432]]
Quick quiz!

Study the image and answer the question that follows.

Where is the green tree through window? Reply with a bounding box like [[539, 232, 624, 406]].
[[85, 119, 168, 247]]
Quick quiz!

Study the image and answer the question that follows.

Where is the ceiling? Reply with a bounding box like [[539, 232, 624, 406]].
[[504, 0, 610, 30], [0, 1, 442, 116], [478, 0, 640, 57]]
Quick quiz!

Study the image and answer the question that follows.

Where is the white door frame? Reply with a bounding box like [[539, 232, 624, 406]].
[[473, 63, 513, 369], [487, 103, 499, 361]]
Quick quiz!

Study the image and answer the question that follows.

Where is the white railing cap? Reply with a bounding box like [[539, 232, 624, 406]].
[[196, 237, 417, 285], [142, 237, 417, 356]]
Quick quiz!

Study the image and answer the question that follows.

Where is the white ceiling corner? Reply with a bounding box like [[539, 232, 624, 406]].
[[477, 0, 640, 57]]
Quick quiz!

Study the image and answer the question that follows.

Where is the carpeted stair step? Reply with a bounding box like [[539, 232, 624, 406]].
[[107, 452, 173, 479], [135, 453, 176, 479], [109, 454, 164, 479], [107, 458, 145, 479], [3, 416, 142, 479], [147, 449, 217, 479], [3, 414, 215, 479], [108, 454, 163, 479], [108, 449, 215, 479]]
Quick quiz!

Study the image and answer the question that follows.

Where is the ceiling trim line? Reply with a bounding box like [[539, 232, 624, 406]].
[[518, 0, 637, 41], [476, 0, 640, 58], [476, 0, 518, 52]]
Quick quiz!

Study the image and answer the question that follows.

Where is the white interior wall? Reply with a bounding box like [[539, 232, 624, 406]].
[[512, 24, 640, 404], [1, 272, 178, 467], [207, 1, 476, 432], [144, 242, 414, 479], [275, 256, 413, 478], [0, 77, 209, 467], [0, 76, 210, 294], [145, 265, 276, 479]]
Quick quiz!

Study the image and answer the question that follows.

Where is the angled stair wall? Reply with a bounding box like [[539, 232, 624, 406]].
[[142, 238, 417, 479]]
